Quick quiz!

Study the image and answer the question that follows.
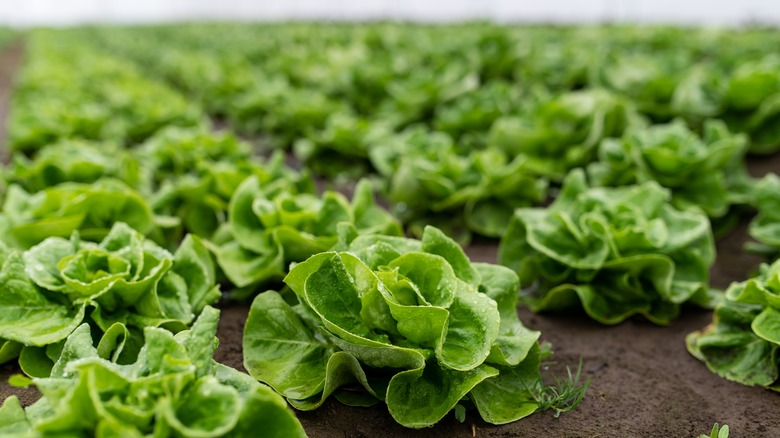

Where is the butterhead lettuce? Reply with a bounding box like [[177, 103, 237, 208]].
[[687, 259, 780, 390], [0, 306, 306, 437], [0, 222, 220, 375], [214, 177, 401, 290], [0, 179, 156, 249], [499, 169, 716, 325], [244, 226, 546, 428], [587, 119, 751, 219]]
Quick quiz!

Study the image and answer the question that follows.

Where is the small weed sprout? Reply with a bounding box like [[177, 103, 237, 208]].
[[529, 358, 590, 418], [699, 423, 729, 438]]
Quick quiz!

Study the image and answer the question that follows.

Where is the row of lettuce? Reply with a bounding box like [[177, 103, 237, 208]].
[[83, 24, 780, 153], [1, 24, 780, 435], [0, 28, 581, 435], [7, 27, 777, 244], [79, 23, 780, 244]]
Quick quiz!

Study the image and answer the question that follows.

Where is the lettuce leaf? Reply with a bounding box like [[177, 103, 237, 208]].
[[141, 128, 314, 245], [2, 125, 313, 251], [749, 173, 780, 258], [371, 128, 547, 243], [8, 30, 201, 153], [4, 139, 142, 193], [229, 79, 347, 149], [293, 111, 392, 178], [592, 50, 690, 121]]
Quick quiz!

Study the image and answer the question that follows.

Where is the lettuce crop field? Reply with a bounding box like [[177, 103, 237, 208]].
[[1, 24, 780, 437]]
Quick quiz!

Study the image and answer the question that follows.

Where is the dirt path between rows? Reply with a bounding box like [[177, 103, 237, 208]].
[[1, 38, 780, 437]]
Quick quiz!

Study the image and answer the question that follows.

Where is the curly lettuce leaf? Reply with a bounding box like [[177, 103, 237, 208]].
[[687, 260, 780, 389], [4, 139, 142, 193], [294, 111, 392, 178], [0, 253, 85, 349], [375, 129, 547, 242], [129, 127, 313, 248], [0, 396, 31, 436], [749, 173, 780, 257]]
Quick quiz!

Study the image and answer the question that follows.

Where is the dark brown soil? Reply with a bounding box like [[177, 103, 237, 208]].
[[2, 41, 780, 437]]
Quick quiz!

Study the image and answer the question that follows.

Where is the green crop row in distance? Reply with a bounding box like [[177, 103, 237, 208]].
[[76, 24, 780, 242]]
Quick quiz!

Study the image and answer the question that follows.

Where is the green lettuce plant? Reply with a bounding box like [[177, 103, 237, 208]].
[[229, 80, 346, 148], [514, 31, 593, 90], [0, 222, 220, 376], [7, 30, 201, 153], [587, 119, 751, 218], [3, 139, 142, 194], [687, 259, 780, 390], [488, 89, 644, 181], [670, 55, 780, 154], [214, 178, 401, 290], [432, 81, 523, 149], [591, 50, 691, 121], [243, 226, 585, 428], [136, 126, 252, 185], [293, 111, 392, 178], [747, 173, 780, 257], [0, 179, 156, 249], [499, 169, 716, 325], [377, 65, 479, 129], [155, 49, 255, 116], [0, 306, 306, 438], [720, 55, 780, 154], [1, 126, 312, 249], [668, 64, 724, 124], [138, 127, 313, 244], [370, 128, 547, 243]]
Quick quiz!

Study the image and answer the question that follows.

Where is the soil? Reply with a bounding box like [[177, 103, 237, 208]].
[[1, 42, 780, 437]]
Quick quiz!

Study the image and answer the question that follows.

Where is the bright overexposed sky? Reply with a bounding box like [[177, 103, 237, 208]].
[[1, 0, 778, 27]]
